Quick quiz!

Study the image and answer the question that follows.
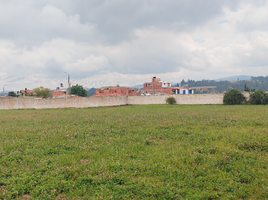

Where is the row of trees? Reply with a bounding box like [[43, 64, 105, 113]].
[[8, 84, 88, 98], [223, 89, 268, 105]]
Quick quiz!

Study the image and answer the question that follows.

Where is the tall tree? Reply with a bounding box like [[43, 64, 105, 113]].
[[33, 86, 51, 98], [70, 84, 87, 97], [244, 84, 250, 92]]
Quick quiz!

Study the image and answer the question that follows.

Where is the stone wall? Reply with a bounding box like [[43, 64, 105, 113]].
[[0, 93, 250, 110], [127, 94, 224, 105], [0, 96, 127, 110]]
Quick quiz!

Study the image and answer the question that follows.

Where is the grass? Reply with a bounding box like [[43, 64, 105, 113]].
[[0, 104, 268, 199]]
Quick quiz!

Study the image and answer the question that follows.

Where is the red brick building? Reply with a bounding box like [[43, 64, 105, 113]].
[[93, 86, 141, 97], [143, 77, 194, 95], [20, 88, 34, 96], [52, 89, 68, 98], [52, 89, 82, 98]]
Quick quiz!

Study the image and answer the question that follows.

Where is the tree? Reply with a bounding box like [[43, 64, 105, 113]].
[[33, 86, 51, 98], [249, 89, 266, 105], [261, 93, 268, 105], [223, 89, 246, 105], [8, 91, 17, 97], [244, 84, 250, 92], [70, 84, 87, 97]]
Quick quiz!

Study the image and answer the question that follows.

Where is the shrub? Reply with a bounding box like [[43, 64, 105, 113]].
[[261, 93, 268, 105], [166, 97, 176, 104], [249, 89, 267, 105], [223, 89, 246, 105]]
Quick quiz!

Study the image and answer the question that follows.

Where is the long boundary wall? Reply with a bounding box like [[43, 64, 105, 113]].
[[0, 96, 127, 110], [0, 93, 250, 110], [127, 94, 224, 105]]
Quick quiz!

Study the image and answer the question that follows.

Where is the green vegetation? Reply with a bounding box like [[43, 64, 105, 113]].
[[223, 89, 246, 105], [165, 97, 176, 104], [244, 84, 250, 92], [33, 86, 51, 98], [7, 91, 17, 97], [0, 105, 268, 199], [71, 84, 88, 97], [182, 76, 268, 93], [249, 89, 268, 105]]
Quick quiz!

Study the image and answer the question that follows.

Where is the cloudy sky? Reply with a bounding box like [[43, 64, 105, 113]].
[[1, 0, 268, 90]]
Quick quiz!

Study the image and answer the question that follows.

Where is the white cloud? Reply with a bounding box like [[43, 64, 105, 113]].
[[0, 72, 8, 78], [38, 5, 97, 39], [66, 55, 110, 74]]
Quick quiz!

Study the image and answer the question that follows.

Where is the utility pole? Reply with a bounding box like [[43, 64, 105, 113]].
[[152, 81, 154, 94], [152, 78, 154, 95], [64, 72, 71, 97], [152, 77, 156, 95], [3, 84, 6, 97]]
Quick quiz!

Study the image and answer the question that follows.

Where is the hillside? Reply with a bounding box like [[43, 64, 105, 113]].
[[215, 75, 251, 81], [182, 76, 268, 93]]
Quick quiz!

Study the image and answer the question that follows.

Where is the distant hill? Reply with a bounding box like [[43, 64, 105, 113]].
[[87, 88, 96, 96], [215, 75, 251, 81], [133, 84, 143, 89], [182, 75, 268, 93], [0, 90, 17, 96]]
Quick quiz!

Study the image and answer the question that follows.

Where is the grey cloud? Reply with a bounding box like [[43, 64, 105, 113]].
[[75, 0, 241, 44], [0, 0, 242, 46], [0, 2, 97, 47], [1, 0, 268, 90]]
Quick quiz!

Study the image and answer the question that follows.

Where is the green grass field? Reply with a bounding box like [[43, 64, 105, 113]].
[[0, 105, 268, 199]]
